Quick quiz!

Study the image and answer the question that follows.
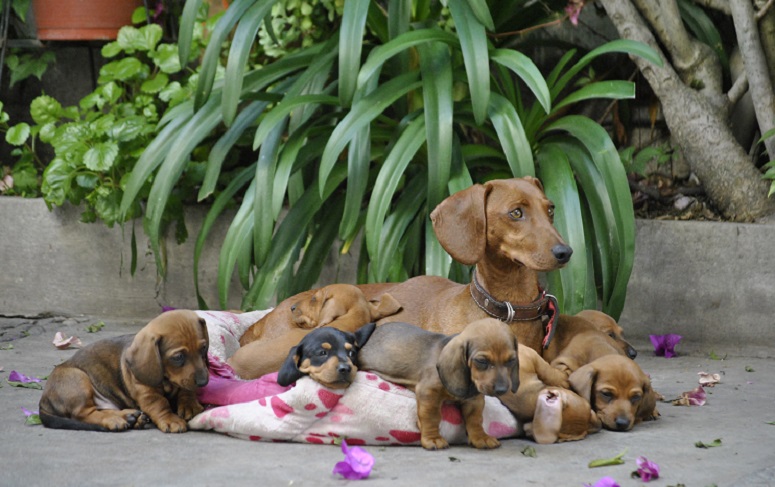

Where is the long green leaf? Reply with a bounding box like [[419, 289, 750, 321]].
[[222, 0, 276, 126], [200, 100, 268, 201], [447, 0, 490, 125], [365, 116, 426, 270], [340, 125, 371, 241], [319, 71, 422, 196], [339, 0, 370, 107], [466, 0, 495, 31], [537, 145, 587, 314], [552, 80, 635, 113], [291, 196, 346, 296], [487, 92, 534, 177], [490, 49, 551, 114], [218, 178, 257, 307], [253, 94, 339, 150], [178, 0, 203, 66], [194, 0, 258, 110], [253, 117, 288, 266]]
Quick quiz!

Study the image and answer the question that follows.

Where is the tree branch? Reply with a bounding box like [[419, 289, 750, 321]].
[[727, 72, 749, 106], [730, 0, 775, 158], [757, 0, 774, 20], [691, 0, 731, 15]]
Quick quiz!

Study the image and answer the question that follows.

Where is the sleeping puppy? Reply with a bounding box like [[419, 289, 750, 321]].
[[568, 354, 659, 432], [290, 283, 401, 333], [39, 310, 209, 433], [358, 318, 519, 450], [277, 323, 376, 388], [239, 284, 400, 346], [548, 329, 627, 377], [575, 309, 637, 359], [498, 346, 600, 444]]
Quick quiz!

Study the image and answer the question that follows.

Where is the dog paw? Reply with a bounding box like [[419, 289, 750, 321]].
[[421, 436, 449, 450], [470, 434, 501, 449], [177, 400, 204, 421], [156, 415, 188, 433]]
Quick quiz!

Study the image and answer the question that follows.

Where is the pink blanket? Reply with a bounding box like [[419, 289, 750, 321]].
[[189, 310, 521, 445]]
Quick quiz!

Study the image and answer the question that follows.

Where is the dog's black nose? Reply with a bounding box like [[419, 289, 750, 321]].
[[195, 371, 209, 387], [614, 416, 630, 431], [337, 363, 352, 375], [552, 244, 573, 264], [627, 346, 638, 359], [493, 384, 509, 396]]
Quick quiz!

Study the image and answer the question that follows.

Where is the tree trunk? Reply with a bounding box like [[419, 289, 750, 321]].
[[599, 0, 775, 221]]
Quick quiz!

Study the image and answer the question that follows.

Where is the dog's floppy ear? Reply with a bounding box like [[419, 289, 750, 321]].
[[198, 317, 209, 349], [353, 322, 377, 348], [568, 363, 597, 403], [277, 345, 304, 386], [636, 379, 659, 422], [125, 327, 164, 387], [430, 184, 489, 265], [437, 335, 475, 398], [368, 293, 401, 321], [524, 175, 544, 192]]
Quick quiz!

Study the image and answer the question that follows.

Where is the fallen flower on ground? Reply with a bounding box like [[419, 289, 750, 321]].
[[695, 438, 722, 448], [633, 456, 660, 481], [22, 407, 42, 425], [332, 439, 374, 480], [53, 332, 83, 350], [650, 334, 682, 358], [583, 476, 620, 487], [671, 385, 706, 406], [697, 372, 721, 387], [8, 370, 42, 384]]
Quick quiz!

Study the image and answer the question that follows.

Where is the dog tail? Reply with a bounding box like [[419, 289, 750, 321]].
[[39, 412, 109, 432]]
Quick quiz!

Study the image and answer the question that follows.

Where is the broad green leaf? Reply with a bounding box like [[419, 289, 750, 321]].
[[5, 123, 30, 146], [83, 142, 119, 171], [339, 0, 370, 107], [319, 71, 422, 196], [141, 73, 170, 94], [152, 44, 183, 74], [99, 57, 149, 83], [447, 0, 490, 125], [490, 49, 551, 114], [30, 95, 62, 125], [487, 92, 534, 177]]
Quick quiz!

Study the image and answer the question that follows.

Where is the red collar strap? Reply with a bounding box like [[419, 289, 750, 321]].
[[469, 271, 559, 348]]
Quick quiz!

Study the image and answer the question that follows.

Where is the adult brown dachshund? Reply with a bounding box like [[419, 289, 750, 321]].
[[358, 318, 519, 450], [39, 310, 209, 433], [230, 285, 400, 379], [568, 354, 659, 432], [497, 345, 600, 444], [240, 176, 572, 361]]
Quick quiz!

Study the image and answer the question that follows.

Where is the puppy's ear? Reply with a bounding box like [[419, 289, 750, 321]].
[[353, 322, 377, 348], [510, 336, 520, 393], [125, 327, 164, 387], [636, 379, 659, 422], [568, 363, 597, 403], [368, 293, 401, 320], [277, 346, 304, 386], [430, 184, 489, 265], [437, 336, 474, 398], [524, 175, 544, 192], [318, 295, 346, 327], [198, 317, 209, 349]]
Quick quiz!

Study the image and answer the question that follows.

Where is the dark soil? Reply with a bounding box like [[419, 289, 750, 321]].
[[629, 173, 725, 221]]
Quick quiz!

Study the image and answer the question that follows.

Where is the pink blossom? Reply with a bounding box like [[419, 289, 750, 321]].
[[650, 333, 682, 358], [565, 0, 585, 26], [8, 370, 41, 383], [635, 456, 660, 482], [583, 477, 620, 487], [333, 439, 374, 480]]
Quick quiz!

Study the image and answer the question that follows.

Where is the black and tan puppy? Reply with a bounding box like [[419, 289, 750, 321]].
[[358, 318, 519, 450], [276, 322, 376, 388], [39, 310, 209, 433]]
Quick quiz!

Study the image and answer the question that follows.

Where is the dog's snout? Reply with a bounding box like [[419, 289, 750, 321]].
[[493, 384, 509, 396], [614, 416, 631, 431], [551, 244, 573, 264], [195, 369, 209, 388], [337, 362, 352, 375], [627, 346, 638, 359]]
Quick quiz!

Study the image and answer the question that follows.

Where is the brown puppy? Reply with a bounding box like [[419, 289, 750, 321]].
[[543, 311, 636, 366], [568, 355, 659, 432], [39, 310, 209, 433], [276, 323, 376, 388], [575, 309, 637, 359], [243, 177, 571, 356], [547, 328, 628, 377], [239, 284, 400, 346], [498, 346, 600, 444], [358, 318, 519, 450]]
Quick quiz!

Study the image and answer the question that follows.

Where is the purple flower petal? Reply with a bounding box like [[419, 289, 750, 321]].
[[8, 370, 42, 383], [636, 456, 660, 482], [161, 306, 178, 312], [583, 477, 621, 487], [650, 334, 682, 358], [333, 440, 374, 480], [21, 407, 39, 417]]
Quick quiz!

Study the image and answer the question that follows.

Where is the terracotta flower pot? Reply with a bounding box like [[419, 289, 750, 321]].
[[32, 0, 143, 40]]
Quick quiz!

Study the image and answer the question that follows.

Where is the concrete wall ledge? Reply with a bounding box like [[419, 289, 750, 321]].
[[2, 197, 773, 356]]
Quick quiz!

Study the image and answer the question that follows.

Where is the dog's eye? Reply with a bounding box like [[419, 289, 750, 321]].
[[508, 208, 523, 220], [505, 358, 517, 367], [608, 332, 616, 339], [348, 349, 356, 358], [317, 349, 328, 357], [599, 390, 614, 402], [473, 358, 490, 370], [630, 394, 642, 405], [547, 206, 555, 218], [170, 353, 186, 366]]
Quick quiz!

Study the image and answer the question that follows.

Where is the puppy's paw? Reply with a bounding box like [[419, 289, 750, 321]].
[[469, 434, 501, 449], [421, 435, 449, 450], [155, 415, 188, 433], [177, 398, 204, 420]]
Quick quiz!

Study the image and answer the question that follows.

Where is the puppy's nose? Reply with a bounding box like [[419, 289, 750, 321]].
[[552, 244, 573, 264], [195, 371, 209, 387], [337, 363, 352, 375], [493, 384, 509, 396], [627, 346, 638, 359], [614, 416, 630, 431]]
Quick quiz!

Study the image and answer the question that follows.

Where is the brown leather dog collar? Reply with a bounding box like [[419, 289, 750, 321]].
[[469, 271, 558, 348]]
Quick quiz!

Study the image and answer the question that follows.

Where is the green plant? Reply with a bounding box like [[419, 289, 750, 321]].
[[1, 101, 41, 196], [120, 0, 661, 318], [619, 145, 673, 176]]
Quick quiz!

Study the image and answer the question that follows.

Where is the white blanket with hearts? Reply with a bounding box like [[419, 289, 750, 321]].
[[188, 310, 520, 445]]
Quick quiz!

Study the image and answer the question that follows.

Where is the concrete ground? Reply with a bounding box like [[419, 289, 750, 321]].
[[1, 314, 774, 487]]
